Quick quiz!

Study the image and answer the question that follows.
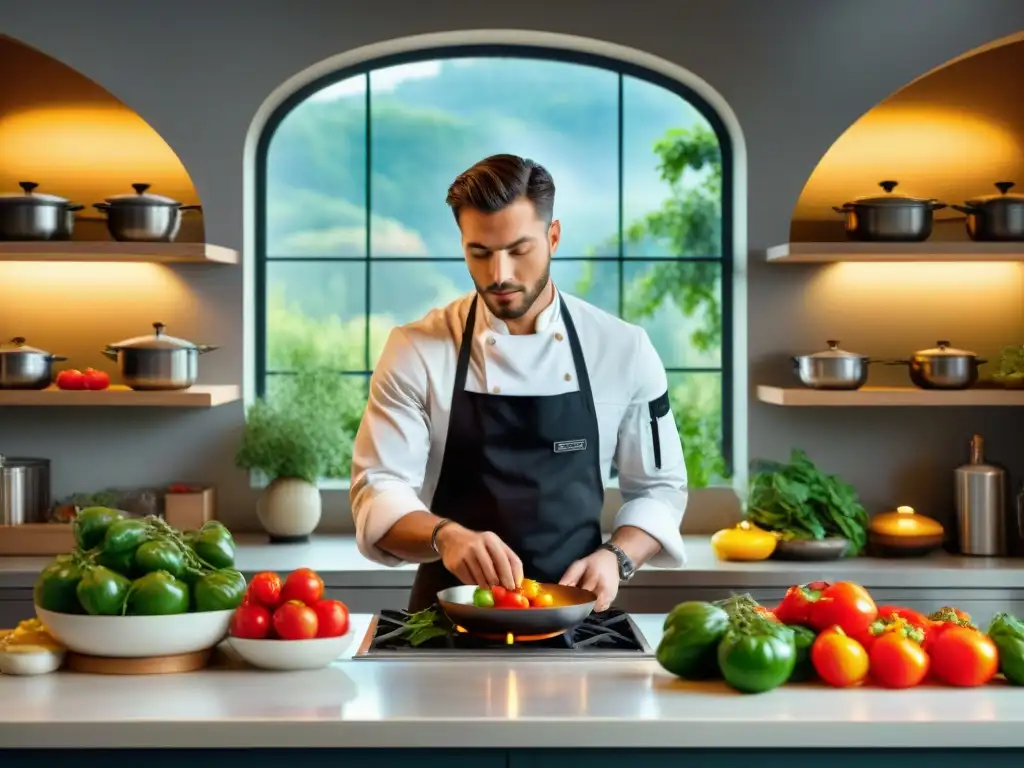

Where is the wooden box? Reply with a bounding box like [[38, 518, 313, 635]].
[[164, 485, 216, 531], [0, 524, 75, 556]]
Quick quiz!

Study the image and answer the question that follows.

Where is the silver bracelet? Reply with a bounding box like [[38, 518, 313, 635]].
[[430, 518, 453, 555]]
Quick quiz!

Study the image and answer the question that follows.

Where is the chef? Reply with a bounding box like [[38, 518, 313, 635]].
[[350, 153, 689, 613]]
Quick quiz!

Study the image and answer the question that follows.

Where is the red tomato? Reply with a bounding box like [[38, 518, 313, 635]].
[[929, 626, 998, 687], [808, 582, 878, 636], [280, 568, 324, 605], [55, 369, 86, 390], [231, 603, 272, 639], [869, 630, 929, 688], [810, 626, 869, 688], [497, 591, 529, 609], [81, 368, 110, 390], [248, 571, 282, 609], [313, 599, 350, 637], [273, 600, 319, 640], [854, 608, 931, 651], [924, 606, 977, 651], [772, 581, 830, 625], [491, 586, 508, 602], [530, 592, 554, 608]]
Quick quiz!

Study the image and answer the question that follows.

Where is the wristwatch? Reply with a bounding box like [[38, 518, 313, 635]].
[[600, 542, 636, 582]]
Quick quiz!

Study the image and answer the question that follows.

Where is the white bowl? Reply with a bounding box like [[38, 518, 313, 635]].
[[0, 647, 66, 675], [36, 607, 234, 658], [228, 632, 354, 671]]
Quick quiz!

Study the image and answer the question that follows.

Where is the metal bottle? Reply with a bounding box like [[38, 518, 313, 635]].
[[954, 434, 1006, 556]]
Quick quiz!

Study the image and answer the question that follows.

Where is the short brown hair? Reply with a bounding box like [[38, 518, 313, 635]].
[[446, 154, 555, 224]]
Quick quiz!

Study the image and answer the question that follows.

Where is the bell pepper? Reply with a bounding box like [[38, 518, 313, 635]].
[[717, 611, 797, 694], [656, 601, 730, 680], [987, 612, 1024, 686], [73, 506, 124, 551], [193, 568, 247, 612], [125, 571, 190, 615], [787, 624, 818, 682], [772, 581, 830, 626], [188, 521, 236, 569], [103, 518, 151, 554], [134, 539, 185, 577], [76, 565, 131, 616], [33, 556, 85, 614], [97, 547, 137, 577]]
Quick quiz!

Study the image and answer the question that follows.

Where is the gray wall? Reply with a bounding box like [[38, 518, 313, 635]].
[[1, 0, 1023, 537]]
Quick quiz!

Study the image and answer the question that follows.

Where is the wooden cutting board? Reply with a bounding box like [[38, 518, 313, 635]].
[[66, 648, 212, 675]]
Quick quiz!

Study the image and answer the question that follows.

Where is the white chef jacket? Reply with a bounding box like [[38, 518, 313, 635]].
[[349, 289, 689, 569]]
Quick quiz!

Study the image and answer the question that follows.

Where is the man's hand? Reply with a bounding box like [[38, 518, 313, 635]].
[[559, 548, 620, 612], [437, 524, 523, 591]]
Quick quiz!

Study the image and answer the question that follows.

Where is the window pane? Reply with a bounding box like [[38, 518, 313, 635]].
[[552, 259, 619, 316], [265, 74, 368, 257], [368, 58, 619, 258], [368, 260, 472, 365], [622, 75, 722, 258], [621, 260, 721, 368], [668, 372, 727, 488], [266, 261, 367, 371]]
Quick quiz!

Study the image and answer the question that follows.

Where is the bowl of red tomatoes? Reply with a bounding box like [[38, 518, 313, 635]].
[[227, 568, 352, 671]]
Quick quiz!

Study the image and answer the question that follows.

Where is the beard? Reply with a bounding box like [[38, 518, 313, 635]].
[[475, 252, 551, 321]]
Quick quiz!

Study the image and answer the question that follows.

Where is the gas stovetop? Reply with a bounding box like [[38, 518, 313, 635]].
[[353, 608, 654, 659]]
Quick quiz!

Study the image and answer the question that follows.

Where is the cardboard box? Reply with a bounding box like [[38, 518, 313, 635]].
[[0, 524, 75, 556], [164, 485, 216, 531]]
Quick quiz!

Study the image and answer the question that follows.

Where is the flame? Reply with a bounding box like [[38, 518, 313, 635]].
[[454, 625, 565, 643], [506, 633, 514, 646]]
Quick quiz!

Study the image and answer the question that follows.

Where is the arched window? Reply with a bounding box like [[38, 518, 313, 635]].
[[255, 46, 733, 488]]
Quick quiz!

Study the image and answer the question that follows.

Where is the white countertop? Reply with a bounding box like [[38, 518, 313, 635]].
[[2, 534, 1022, 589], [2, 613, 1024, 749]]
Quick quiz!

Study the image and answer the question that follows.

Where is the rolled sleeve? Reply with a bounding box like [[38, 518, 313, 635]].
[[349, 328, 432, 566], [612, 329, 688, 568]]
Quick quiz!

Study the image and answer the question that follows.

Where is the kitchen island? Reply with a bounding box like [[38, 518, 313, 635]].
[[1, 614, 1023, 764]]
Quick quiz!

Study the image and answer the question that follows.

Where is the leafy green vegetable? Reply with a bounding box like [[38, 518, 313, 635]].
[[401, 608, 452, 646], [744, 448, 868, 555]]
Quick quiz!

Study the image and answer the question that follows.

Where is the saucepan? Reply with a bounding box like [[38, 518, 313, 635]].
[[437, 584, 596, 636]]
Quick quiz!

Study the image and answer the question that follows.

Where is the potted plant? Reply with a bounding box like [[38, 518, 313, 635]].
[[235, 350, 358, 543]]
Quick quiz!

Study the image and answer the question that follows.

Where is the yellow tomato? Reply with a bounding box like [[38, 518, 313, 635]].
[[530, 592, 554, 608], [711, 521, 778, 561], [519, 579, 541, 600]]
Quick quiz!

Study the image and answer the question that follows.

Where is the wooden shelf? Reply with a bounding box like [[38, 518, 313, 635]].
[[757, 385, 1024, 407], [0, 385, 240, 407], [766, 242, 1024, 263], [0, 242, 238, 264]]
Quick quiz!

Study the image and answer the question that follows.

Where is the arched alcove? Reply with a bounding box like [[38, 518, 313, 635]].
[[790, 33, 1024, 242], [0, 34, 205, 242]]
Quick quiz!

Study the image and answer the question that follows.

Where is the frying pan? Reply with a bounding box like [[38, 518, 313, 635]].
[[437, 583, 597, 636]]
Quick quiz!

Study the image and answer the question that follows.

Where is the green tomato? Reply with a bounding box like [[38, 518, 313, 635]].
[[33, 556, 85, 614], [193, 569, 247, 612], [73, 506, 124, 550], [134, 539, 184, 577], [472, 587, 495, 608], [103, 518, 150, 554], [656, 601, 730, 680], [988, 612, 1024, 686], [188, 521, 235, 569], [787, 624, 818, 682], [76, 565, 131, 616], [717, 622, 796, 694], [125, 571, 190, 616]]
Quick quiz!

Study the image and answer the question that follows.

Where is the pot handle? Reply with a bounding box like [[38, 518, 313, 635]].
[[831, 205, 851, 214], [883, 359, 910, 366], [93, 203, 111, 212], [976, 358, 988, 366], [951, 204, 976, 215], [929, 202, 948, 211], [196, 344, 220, 354], [66, 204, 85, 213], [179, 205, 203, 213], [49, 355, 68, 362], [100, 348, 119, 362]]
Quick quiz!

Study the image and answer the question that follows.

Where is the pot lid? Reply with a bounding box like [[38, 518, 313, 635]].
[[0, 337, 53, 356], [915, 340, 977, 357], [0, 181, 68, 207], [0, 455, 50, 469], [804, 340, 867, 359], [108, 322, 198, 351], [869, 505, 944, 537], [848, 180, 933, 206], [103, 183, 182, 207], [965, 181, 1024, 206]]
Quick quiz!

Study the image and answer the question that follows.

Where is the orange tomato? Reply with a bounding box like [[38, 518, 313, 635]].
[[519, 579, 541, 600], [928, 626, 999, 687], [530, 592, 554, 608], [810, 625, 869, 687], [868, 630, 929, 689]]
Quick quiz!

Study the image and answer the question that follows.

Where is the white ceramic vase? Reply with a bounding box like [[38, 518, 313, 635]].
[[256, 476, 322, 544]]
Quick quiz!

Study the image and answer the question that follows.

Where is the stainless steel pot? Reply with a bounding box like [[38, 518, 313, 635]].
[[951, 182, 1024, 242], [0, 455, 51, 525], [0, 181, 73, 241], [793, 340, 872, 390], [887, 341, 987, 390], [833, 180, 947, 242], [53, 203, 85, 241], [92, 183, 202, 242], [102, 322, 218, 390], [0, 337, 67, 389]]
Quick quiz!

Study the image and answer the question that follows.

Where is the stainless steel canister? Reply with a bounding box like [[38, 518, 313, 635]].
[[954, 434, 1006, 556], [0, 455, 51, 525]]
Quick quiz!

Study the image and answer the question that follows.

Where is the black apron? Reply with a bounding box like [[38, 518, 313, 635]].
[[407, 293, 605, 612]]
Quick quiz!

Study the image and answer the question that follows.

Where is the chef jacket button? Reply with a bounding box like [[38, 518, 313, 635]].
[[564, 373, 572, 381], [555, 332, 564, 341], [487, 336, 496, 346], [492, 386, 501, 394]]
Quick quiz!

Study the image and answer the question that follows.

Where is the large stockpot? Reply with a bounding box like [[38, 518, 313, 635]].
[[951, 182, 1024, 242], [792, 340, 872, 390], [887, 341, 987, 390], [833, 180, 947, 242], [0, 338, 67, 389], [0, 182, 83, 241], [0, 455, 51, 526], [102, 322, 218, 390], [92, 183, 202, 242]]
